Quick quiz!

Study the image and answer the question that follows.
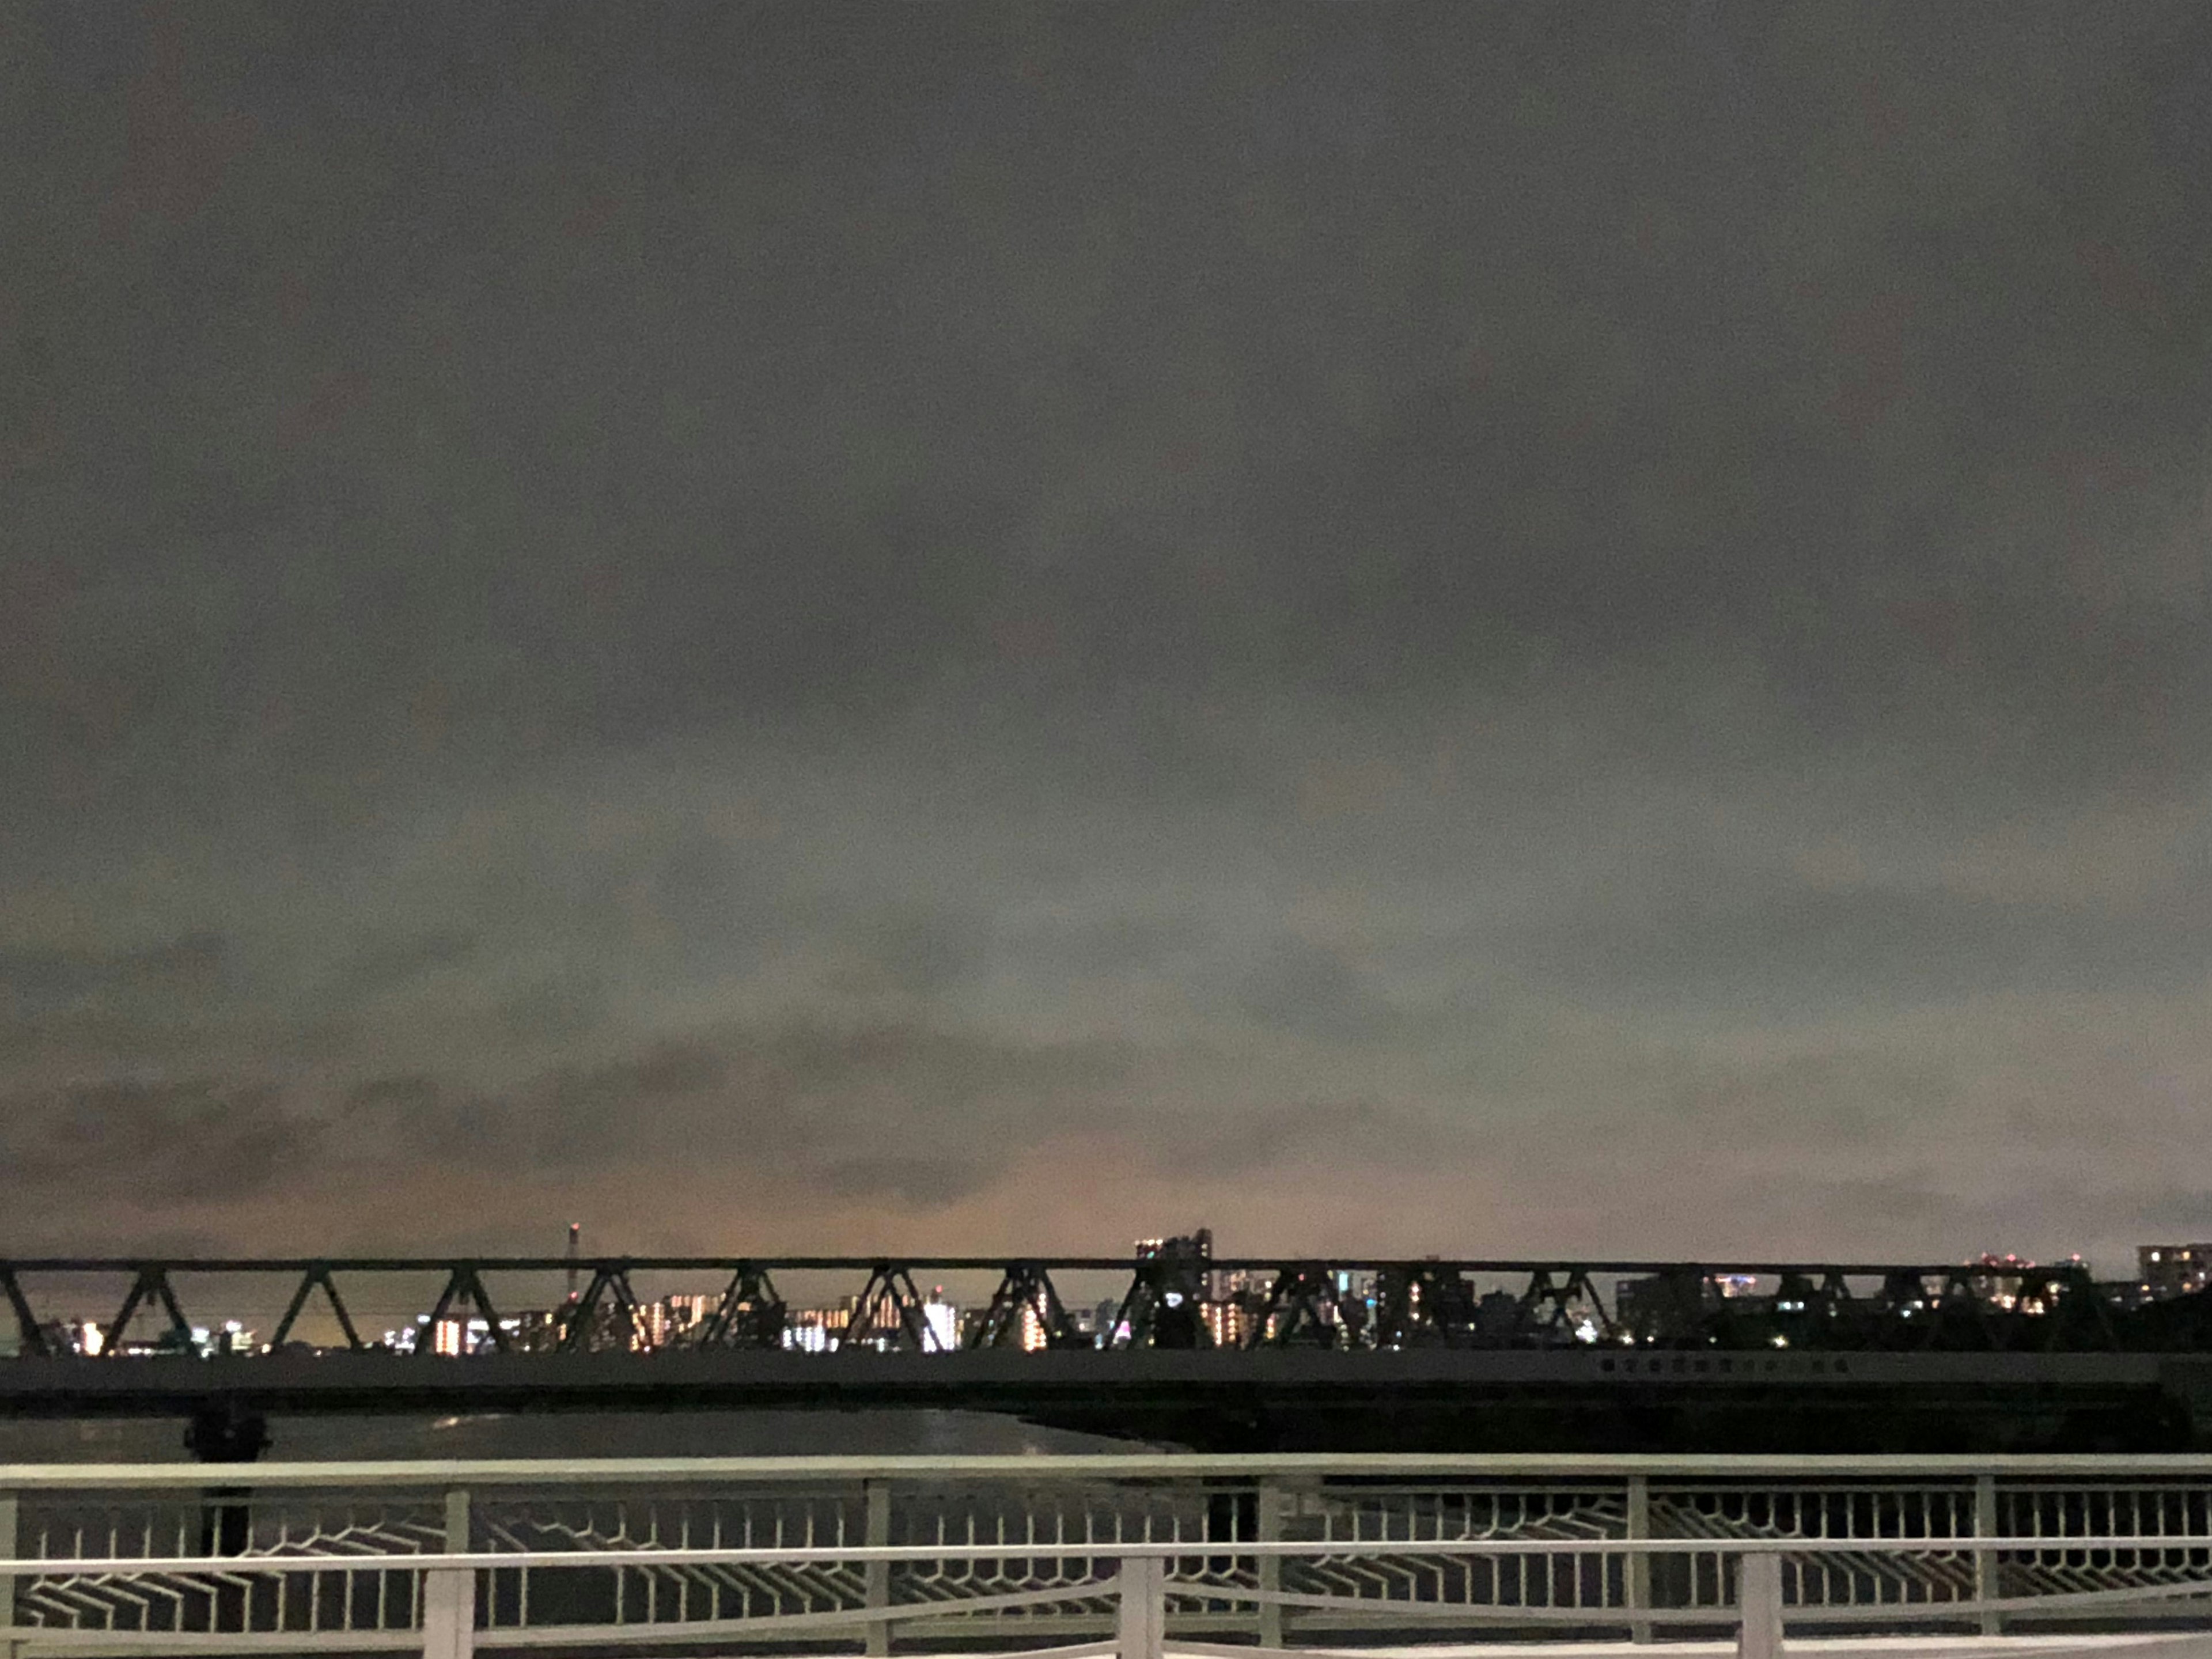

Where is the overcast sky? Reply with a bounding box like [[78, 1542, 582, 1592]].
[[4, 4, 2211, 1275]]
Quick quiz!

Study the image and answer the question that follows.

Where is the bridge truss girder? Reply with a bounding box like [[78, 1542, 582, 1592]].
[[423, 1265, 507, 1353], [969, 1262, 1078, 1350], [0, 1255, 2166, 1361], [269, 1267, 364, 1351], [847, 1263, 944, 1351], [103, 1267, 194, 1357], [1247, 1264, 1344, 1349], [558, 1267, 642, 1353], [1111, 1244, 1211, 1350], [1517, 1267, 1616, 1344], [696, 1264, 786, 1348]]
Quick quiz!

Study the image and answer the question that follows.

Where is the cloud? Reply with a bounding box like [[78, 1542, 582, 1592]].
[[323, 931, 477, 1002], [2, 6, 2211, 1267], [1225, 937, 1404, 1046], [817, 1156, 1000, 1210], [0, 1078, 316, 1211], [1518, 871, 2212, 1017], [0, 930, 232, 1018]]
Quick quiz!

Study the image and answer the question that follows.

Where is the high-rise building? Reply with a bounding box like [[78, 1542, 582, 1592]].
[[786, 1301, 853, 1352], [923, 1296, 958, 1351], [634, 1293, 716, 1350], [2140, 1245, 2212, 1301], [1202, 1301, 1249, 1347], [666, 1292, 715, 1328]]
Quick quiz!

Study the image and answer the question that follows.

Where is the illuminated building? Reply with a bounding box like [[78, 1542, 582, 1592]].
[[786, 1302, 852, 1353], [508, 1309, 564, 1352], [922, 1295, 958, 1351], [2140, 1245, 2212, 1301], [638, 1294, 715, 1350], [666, 1291, 715, 1327], [1203, 1301, 1249, 1347]]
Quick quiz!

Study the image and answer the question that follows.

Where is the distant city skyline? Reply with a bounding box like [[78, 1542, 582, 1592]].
[[18, 1230, 2212, 1360]]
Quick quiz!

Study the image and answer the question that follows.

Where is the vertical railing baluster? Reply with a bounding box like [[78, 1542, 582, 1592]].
[[1975, 1474, 1999, 1635], [1737, 1552, 1781, 1659], [1117, 1555, 1164, 1659], [421, 1490, 472, 1659], [742, 1504, 755, 1619], [1626, 1472, 1650, 1643], [1257, 1479, 1284, 1648], [516, 1497, 531, 1633], [863, 1479, 891, 1657], [1, 1490, 18, 1659]]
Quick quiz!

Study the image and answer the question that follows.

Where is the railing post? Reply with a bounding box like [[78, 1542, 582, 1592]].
[[863, 1478, 892, 1657], [1974, 1473, 2001, 1635], [422, 1488, 473, 1659], [1, 1490, 18, 1659], [1626, 1472, 1652, 1643], [1117, 1555, 1165, 1659], [1256, 1479, 1285, 1647], [1736, 1551, 1781, 1659]]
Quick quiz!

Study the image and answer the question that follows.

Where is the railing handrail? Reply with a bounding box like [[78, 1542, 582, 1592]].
[[13, 1453, 2212, 1488], [9, 1536, 2212, 1573], [12, 1495, 2212, 1657]]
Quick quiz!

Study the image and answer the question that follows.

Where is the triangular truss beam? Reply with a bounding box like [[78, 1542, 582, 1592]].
[[970, 1262, 1078, 1350], [421, 1264, 507, 1354], [1374, 1266, 1477, 1347], [270, 1266, 365, 1350], [1517, 1267, 1616, 1344], [1249, 1263, 1339, 1349], [103, 1267, 193, 1357], [698, 1263, 787, 1347], [1109, 1247, 1211, 1350], [847, 1263, 941, 1351], [558, 1267, 642, 1351], [2, 1267, 51, 1358]]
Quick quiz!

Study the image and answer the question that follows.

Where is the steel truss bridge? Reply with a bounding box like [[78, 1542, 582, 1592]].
[[10, 1453, 2212, 1658], [9, 1257, 2212, 1460], [9, 1255, 2206, 1360]]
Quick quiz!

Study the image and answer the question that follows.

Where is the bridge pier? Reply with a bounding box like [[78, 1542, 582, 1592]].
[[185, 1398, 268, 1634], [185, 1400, 270, 1465]]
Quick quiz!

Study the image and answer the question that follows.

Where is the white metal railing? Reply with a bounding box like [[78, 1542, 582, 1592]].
[[9, 1536, 2212, 1658], [6, 1457, 2212, 1657]]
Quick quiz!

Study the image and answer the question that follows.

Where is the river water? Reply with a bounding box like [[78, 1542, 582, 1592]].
[[0, 1410, 1144, 1463]]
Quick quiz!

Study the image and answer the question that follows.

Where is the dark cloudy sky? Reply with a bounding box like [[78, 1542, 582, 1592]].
[[4, 4, 2211, 1274]]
